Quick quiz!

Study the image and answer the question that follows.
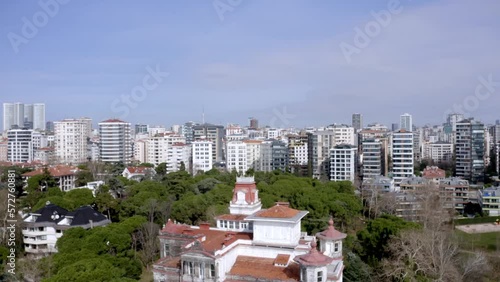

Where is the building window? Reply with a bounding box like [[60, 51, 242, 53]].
[[317, 270, 323, 282], [334, 242, 339, 252], [164, 243, 170, 256]]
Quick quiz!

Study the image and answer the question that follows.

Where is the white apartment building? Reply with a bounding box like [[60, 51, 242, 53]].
[[245, 140, 262, 171], [422, 142, 453, 163], [133, 139, 147, 163], [330, 144, 357, 181], [333, 126, 355, 146], [167, 143, 191, 172], [54, 118, 92, 164], [400, 113, 413, 132], [33, 103, 46, 131], [99, 119, 132, 163], [192, 140, 213, 173], [146, 134, 186, 166], [7, 129, 33, 163], [392, 130, 414, 188], [226, 141, 248, 173]]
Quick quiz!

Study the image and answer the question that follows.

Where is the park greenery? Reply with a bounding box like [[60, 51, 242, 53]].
[[0, 164, 499, 281]]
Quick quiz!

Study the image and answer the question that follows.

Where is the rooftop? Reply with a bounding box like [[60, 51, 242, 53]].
[[23, 165, 79, 177], [228, 255, 299, 281]]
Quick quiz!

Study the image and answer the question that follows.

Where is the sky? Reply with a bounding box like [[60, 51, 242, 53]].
[[1, 0, 499, 129]]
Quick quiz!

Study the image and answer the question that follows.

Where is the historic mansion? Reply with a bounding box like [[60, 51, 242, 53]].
[[153, 176, 346, 281]]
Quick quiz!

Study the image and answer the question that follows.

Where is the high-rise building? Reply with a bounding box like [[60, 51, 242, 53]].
[[135, 124, 149, 135], [54, 118, 93, 164], [3, 103, 23, 131], [352, 113, 363, 131], [24, 104, 34, 125], [167, 142, 191, 173], [7, 128, 34, 162], [226, 140, 248, 173], [330, 144, 357, 181], [271, 140, 289, 172], [182, 121, 198, 144], [33, 103, 46, 131], [288, 133, 308, 166], [192, 139, 213, 173], [46, 121, 54, 133], [193, 123, 225, 162], [249, 117, 259, 130], [400, 113, 413, 132], [362, 139, 383, 179], [455, 119, 485, 183], [98, 119, 132, 163], [146, 134, 186, 166], [391, 123, 399, 132], [392, 130, 414, 187]]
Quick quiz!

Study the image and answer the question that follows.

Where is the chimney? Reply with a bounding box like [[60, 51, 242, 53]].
[[199, 222, 210, 230]]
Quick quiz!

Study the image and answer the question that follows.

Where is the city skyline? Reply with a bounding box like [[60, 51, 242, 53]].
[[1, 0, 499, 127]]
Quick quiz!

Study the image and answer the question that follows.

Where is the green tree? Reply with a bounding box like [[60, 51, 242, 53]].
[[155, 162, 167, 176], [75, 170, 94, 187]]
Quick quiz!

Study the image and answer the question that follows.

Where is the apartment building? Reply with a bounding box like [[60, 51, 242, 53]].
[[193, 123, 225, 162], [361, 138, 388, 179], [330, 144, 357, 181], [7, 128, 33, 163], [54, 118, 92, 164], [421, 141, 453, 163], [455, 119, 485, 183], [479, 186, 500, 216], [98, 119, 132, 163], [192, 139, 213, 173], [392, 130, 414, 188], [226, 141, 248, 173], [23, 165, 80, 191], [167, 143, 191, 172]]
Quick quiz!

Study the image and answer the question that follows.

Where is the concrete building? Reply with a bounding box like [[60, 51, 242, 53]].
[[352, 113, 363, 131], [54, 118, 92, 164], [361, 139, 388, 179], [98, 119, 132, 163], [422, 142, 453, 163], [455, 119, 485, 183], [146, 134, 186, 166], [182, 122, 198, 144], [22, 203, 110, 256], [23, 165, 80, 192], [400, 113, 413, 132], [33, 103, 46, 131], [167, 143, 191, 172], [244, 140, 263, 172], [193, 123, 225, 162], [271, 140, 289, 172], [122, 166, 156, 181], [288, 134, 308, 166], [192, 139, 213, 173], [330, 144, 357, 181], [479, 186, 500, 216], [3, 102, 24, 132], [7, 128, 33, 163], [308, 131, 337, 179], [226, 141, 248, 173], [133, 139, 147, 163], [0, 141, 8, 161], [392, 130, 414, 187], [34, 147, 56, 165], [153, 177, 346, 282]]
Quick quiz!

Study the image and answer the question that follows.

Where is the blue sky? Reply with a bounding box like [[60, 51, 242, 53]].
[[1, 0, 499, 128]]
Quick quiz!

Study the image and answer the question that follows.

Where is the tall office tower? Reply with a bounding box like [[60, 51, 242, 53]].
[[330, 144, 357, 181], [455, 119, 485, 183], [249, 117, 259, 130], [193, 123, 225, 162], [7, 128, 34, 162], [24, 104, 34, 126], [352, 113, 363, 131], [3, 102, 25, 131], [392, 130, 414, 188], [33, 103, 46, 131], [54, 118, 93, 164], [400, 113, 413, 132], [99, 119, 132, 163], [362, 139, 383, 179]]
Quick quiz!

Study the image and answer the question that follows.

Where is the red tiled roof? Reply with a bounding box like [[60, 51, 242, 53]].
[[316, 218, 347, 241], [254, 205, 300, 219], [422, 166, 446, 179], [231, 181, 258, 204], [293, 240, 333, 267], [274, 254, 290, 265], [229, 256, 299, 281], [22, 165, 79, 177], [125, 166, 151, 174]]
